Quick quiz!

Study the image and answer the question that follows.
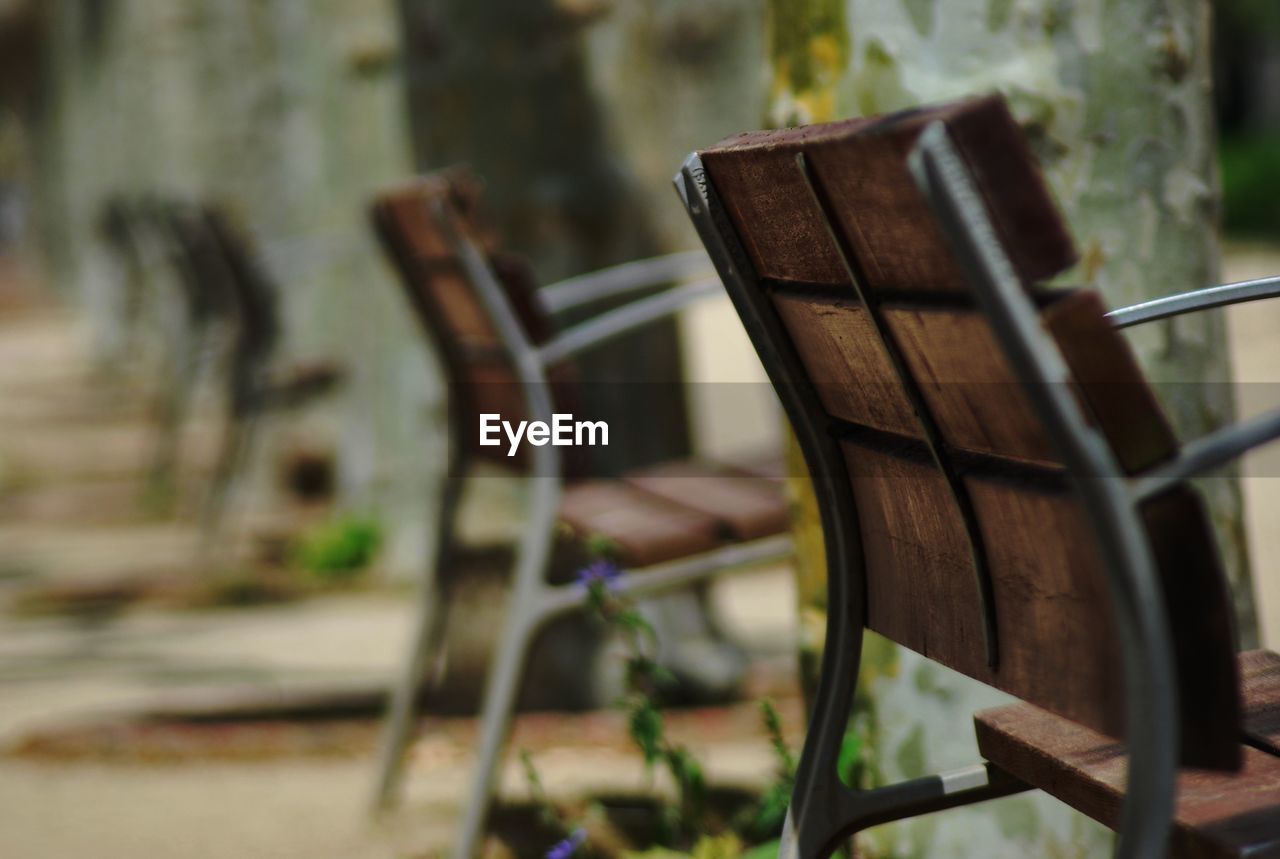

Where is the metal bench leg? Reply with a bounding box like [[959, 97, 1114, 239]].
[[199, 406, 259, 560], [371, 466, 465, 811], [453, 477, 560, 859], [452, 605, 542, 859]]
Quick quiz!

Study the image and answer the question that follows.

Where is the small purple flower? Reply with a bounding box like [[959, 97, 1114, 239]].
[[576, 559, 621, 591], [546, 828, 587, 859]]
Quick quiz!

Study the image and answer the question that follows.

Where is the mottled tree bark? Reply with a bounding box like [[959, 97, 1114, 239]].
[[769, 0, 1249, 855]]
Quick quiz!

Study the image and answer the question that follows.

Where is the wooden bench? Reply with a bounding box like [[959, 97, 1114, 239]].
[[676, 94, 1280, 858], [149, 203, 345, 545], [367, 168, 794, 858], [99, 196, 238, 506]]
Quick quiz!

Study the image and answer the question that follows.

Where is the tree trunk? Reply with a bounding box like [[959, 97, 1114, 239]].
[[396, 0, 717, 473], [769, 0, 1248, 855]]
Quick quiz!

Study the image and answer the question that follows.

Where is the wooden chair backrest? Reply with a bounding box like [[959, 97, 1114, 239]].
[[199, 206, 283, 368], [370, 169, 577, 470], [155, 200, 238, 327], [697, 95, 1240, 768]]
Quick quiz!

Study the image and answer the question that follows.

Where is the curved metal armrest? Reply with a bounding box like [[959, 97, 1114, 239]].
[[1133, 405, 1280, 499], [536, 277, 721, 365], [1107, 275, 1280, 329], [538, 250, 713, 315]]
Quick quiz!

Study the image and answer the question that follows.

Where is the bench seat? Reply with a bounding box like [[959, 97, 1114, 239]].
[[559, 458, 789, 567], [976, 649, 1280, 859]]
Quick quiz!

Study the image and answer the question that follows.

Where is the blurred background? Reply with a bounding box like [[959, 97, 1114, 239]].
[[0, 1, 1278, 857]]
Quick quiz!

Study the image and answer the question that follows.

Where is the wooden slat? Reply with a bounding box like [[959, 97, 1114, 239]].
[[559, 482, 724, 568], [771, 292, 917, 436], [1043, 289, 1180, 474], [976, 701, 1278, 859], [374, 171, 498, 262], [841, 436, 989, 667], [882, 305, 1057, 465], [1140, 486, 1241, 769], [965, 471, 1126, 738], [622, 460, 789, 542], [700, 122, 873, 287], [412, 262, 501, 345], [1241, 650, 1280, 756]]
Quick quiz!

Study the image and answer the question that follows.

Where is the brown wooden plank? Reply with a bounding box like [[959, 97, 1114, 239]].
[[414, 263, 501, 345], [559, 482, 724, 568], [1241, 650, 1280, 756], [373, 171, 498, 262], [622, 460, 788, 542], [771, 291, 918, 436], [965, 471, 1127, 739], [976, 703, 1277, 859], [1043, 289, 1180, 474], [882, 305, 1058, 465], [1140, 486, 1242, 769], [699, 121, 872, 287], [841, 436, 989, 668]]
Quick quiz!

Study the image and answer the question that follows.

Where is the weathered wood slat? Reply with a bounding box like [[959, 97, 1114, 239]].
[[622, 460, 789, 542], [771, 292, 917, 436], [1140, 486, 1242, 768], [699, 121, 873, 287], [804, 96, 1076, 294], [1241, 649, 1280, 757], [559, 482, 725, 568], [1042, 289, 1181, 474], [882, 305, 1057, 465]]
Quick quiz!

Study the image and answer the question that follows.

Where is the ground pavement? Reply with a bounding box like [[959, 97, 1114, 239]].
[[0, 276, 802, 858]]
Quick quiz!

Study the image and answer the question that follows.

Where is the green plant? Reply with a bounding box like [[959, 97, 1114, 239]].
[[291, 516, 382, 582], [1220, 132, 1280, 238], [519, 559, 800, 857], [731, 700, 796, 841]]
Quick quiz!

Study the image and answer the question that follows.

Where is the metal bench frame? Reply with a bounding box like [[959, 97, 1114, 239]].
[[369, 196, 793, 859], [675, 118, 1280, 859], [100, 198, 239, 510]]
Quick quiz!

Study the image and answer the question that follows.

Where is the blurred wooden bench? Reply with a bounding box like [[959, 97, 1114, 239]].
[[174, 204, 344, 549], [367, 168, 793, 858], [99, 196, 238, 508], [101, 196, 343, 544], [677, 94, 1280, 858]]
